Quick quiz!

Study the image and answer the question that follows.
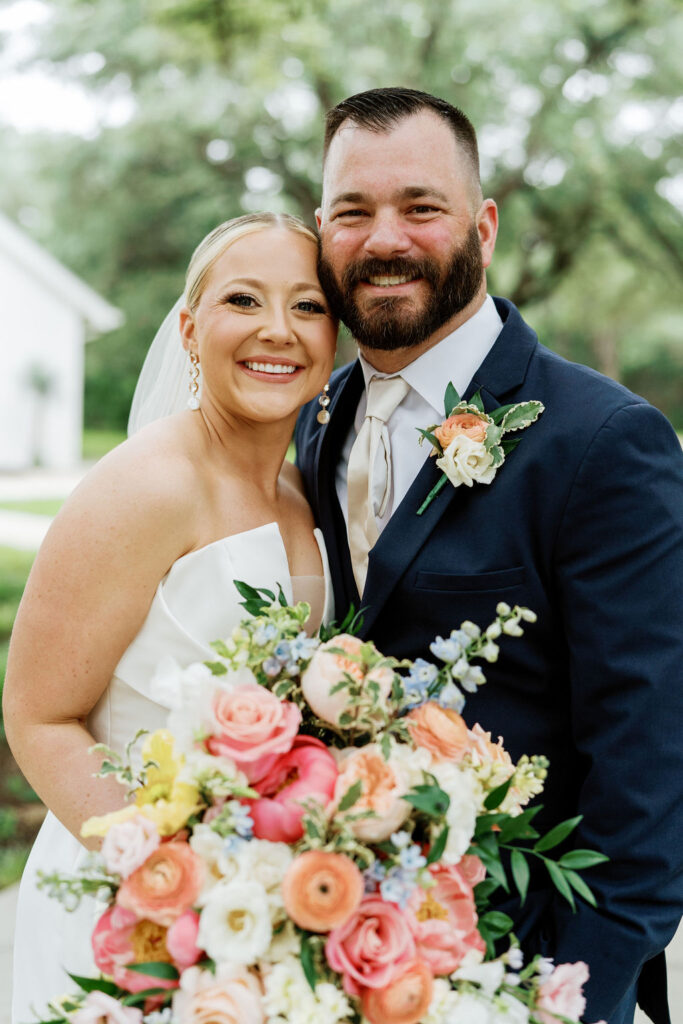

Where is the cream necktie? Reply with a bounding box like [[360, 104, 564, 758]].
[[347, 374, 410, 594]]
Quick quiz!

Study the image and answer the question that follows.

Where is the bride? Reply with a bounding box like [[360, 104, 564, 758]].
[[3, 212, 337, 1022]]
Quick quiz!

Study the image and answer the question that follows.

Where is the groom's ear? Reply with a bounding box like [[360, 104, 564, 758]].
[[179, 306, 197, 354], [315, 207, 323, 230]]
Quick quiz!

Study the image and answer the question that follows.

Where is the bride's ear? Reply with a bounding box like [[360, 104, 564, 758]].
[[179, 306, 197, 355]]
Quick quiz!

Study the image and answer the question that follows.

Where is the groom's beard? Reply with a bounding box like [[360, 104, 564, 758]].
[[317, 223, 483, 351]]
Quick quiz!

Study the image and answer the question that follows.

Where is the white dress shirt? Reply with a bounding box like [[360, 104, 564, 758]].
[[336, 294, 503, 531]]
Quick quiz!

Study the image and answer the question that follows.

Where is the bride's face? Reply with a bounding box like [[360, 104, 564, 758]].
[[181, 227, 337, 425]]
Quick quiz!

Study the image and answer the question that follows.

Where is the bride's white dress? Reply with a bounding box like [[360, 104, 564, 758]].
[[12, 523, 332, 1024]]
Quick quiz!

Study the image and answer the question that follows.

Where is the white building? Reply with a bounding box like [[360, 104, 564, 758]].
[[0, 211, 123, 470]]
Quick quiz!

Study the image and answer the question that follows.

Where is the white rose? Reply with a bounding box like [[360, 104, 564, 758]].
[[198, 879, 272, 964], [436, 434, 497, 488], [101, 814, 160, 879]]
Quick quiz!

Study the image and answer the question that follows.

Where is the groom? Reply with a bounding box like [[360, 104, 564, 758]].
[[295, 87, 683, 1024]]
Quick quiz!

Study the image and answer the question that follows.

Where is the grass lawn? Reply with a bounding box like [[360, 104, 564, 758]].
[[0, 546, 43, 888], [82, 427, 126, 461], [0, 498, 64, 516]]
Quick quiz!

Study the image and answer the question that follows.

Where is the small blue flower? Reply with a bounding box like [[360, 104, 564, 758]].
[[228, 801, 254, 839], [430, 635, 464, 663], [399, 845, 427, 872], [254, 623, 278, 646], [390, 830, 412, 850], [262, 656, 282, 678], [289, 634, 320, 661], [380, 868, 417, 909], [436, 681, 465, 713], [363, 860, 386, 893], [274, 641, 292, 663]]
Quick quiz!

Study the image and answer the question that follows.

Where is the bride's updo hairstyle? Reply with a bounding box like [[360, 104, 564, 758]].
[[128, 212, 319, 435], [185, 212, 319, 312]]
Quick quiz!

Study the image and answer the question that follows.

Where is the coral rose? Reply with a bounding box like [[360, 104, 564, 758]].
[[92, 906, 178, 994], [361, 958, 433, 1024], [332, 745, 410, 842], [434, 412, 488, 447], [246, 736, 338, 842], [325, 896, 415, 996], [207, 683, 301, 780], [407, 863, 484, 975], [282, 851, 364, 932], [117, 841, 204, 927], [537, 962, 589, 1024], [407, 702, 470, 762]]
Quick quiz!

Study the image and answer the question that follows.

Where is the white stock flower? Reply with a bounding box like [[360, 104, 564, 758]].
[[439, 991, 493, 1024], [436, 434, 497, 489], [261, 918, 300, 963], [453, 959, 506, 998], [430, 761, 478, 863], [491, 992, 530, 1024], [263, 957, 353, 1024], [198, 879, 272, 964]]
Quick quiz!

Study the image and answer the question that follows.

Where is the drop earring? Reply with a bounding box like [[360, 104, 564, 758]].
[[188, 352, 200, 410], [317, 383, 331, 424]]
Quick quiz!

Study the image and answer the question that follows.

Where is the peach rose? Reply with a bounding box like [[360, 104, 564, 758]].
[[173, 964, 264, 1024], [326, 896, 416, 995], [537, 962, 589, 1024], [246, 736, 338, 842], [407, 702, 470, 762], [92, 905, 178, 994], [282, 851, 364, 932], [407, 863, 484, 975], [207, 684, 301, 779], [117, 841, 204, 927], [434, 412, 488, 448], [301, 635, 392, 726], [361, 958, 433, 1024], [332, 746, 410, 842]]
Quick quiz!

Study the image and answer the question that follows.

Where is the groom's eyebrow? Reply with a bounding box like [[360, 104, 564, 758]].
[[329, 186, 449, 206]]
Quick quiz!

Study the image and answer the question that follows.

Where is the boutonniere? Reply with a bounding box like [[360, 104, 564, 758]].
[[416, 382, 544, 514]]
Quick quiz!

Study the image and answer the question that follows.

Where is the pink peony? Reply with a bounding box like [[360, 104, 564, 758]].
[[407, 862, 485, 975], [537, 962, 589, 1024], [325, 896, 416, 996], [92, 905, 178, 994], [101, 815, 160, 879], [207, 684, 301, 779], [117, 841, 204, 927], [166, 909, 203, 968], [71, 990, 143, 1024], [245, 736, 338, 842]]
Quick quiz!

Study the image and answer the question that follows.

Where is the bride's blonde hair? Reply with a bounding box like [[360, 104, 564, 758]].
[[185, 213, 319, 312]]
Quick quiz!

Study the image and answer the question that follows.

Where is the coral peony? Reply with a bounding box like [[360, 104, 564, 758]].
[[361, 958, 433, 1024], [332, 746, 410, 842], [537, 962, 589, 1024], [407, 863, 484, 975], [117, 841, 204, 927], [407, 702, 470, 763], [282, 851, 364, 932], [92, 906, 178, 994], [246, 736, 338, 842], [325, 897, 415, 996], [166, 909, 203, 968], [207, 683, 301, 779]]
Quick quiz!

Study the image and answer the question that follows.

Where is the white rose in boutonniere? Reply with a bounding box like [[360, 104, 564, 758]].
[[416, 383, 544, 514]]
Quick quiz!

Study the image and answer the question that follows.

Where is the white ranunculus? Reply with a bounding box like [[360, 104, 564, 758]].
[[429, 761, 478, 863], [436, 434, 497, 489], [198, 879, 272, 964]]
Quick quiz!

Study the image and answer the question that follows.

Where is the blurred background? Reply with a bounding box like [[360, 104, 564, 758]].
[[0, 0, 682, 1007]]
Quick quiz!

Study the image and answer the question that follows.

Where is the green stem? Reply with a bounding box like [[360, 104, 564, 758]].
[[416, 473, 449, 515]]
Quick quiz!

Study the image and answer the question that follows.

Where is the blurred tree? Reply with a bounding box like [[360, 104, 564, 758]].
[[1, 0, 681, 427]]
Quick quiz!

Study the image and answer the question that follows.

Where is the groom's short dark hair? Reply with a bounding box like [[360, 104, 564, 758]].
[[323, 87, 480, 181]]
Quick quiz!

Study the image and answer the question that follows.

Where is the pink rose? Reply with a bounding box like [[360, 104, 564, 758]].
[[407, 863, 484, 975], [117, 841, 204, 926], [92, 906, 178, 994], [537, 961, 589, 1024], [207, 684, 301, 780], [332, 746, 410, 842], [246, 736, 338, 842], [325, 896, 416, 996], [456, 853, 486, 888], [301, 635, 392, 726], [166, 909, 203, 968], [101, 815, 160, 879], [71, 990, 143, 1024], [173, 964, 264, 1024], [434, 412, 488, 448]]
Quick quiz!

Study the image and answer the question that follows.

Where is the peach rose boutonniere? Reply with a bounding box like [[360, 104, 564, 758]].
[[417, 382, 544, 514]]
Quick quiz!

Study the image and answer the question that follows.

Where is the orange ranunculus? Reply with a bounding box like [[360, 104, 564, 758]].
[[434, 412, 488, 448], [117, 841, 204, 927], [407, 702, 470, 762], [282, 851, 364, 932], [361, 958, 433, 1024]]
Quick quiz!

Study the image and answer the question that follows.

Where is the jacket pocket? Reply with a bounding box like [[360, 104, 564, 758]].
[[414, 566, 526, 592]]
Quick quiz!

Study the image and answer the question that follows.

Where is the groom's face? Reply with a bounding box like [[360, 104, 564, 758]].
[[317, 111, 497, 358]]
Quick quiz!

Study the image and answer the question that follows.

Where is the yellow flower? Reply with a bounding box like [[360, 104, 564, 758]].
[[82, 730, 204, 839]]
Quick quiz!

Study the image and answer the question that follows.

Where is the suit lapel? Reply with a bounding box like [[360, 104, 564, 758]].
[[360, 298, 538, 636]]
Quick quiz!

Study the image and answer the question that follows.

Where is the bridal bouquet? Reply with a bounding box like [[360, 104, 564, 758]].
[[37, 589, 607, 1024]]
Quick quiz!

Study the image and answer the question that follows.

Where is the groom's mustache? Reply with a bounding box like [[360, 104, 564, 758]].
[[340, 256, 442, 295]]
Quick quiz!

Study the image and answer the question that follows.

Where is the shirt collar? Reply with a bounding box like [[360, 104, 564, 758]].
[[357, 294, 503, 416]]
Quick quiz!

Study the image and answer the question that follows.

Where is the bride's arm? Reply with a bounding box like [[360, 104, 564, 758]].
[[2, 435, 198, 849]]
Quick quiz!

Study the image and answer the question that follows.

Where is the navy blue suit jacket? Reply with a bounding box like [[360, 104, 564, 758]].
[[295, 298, 683, 1024]]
